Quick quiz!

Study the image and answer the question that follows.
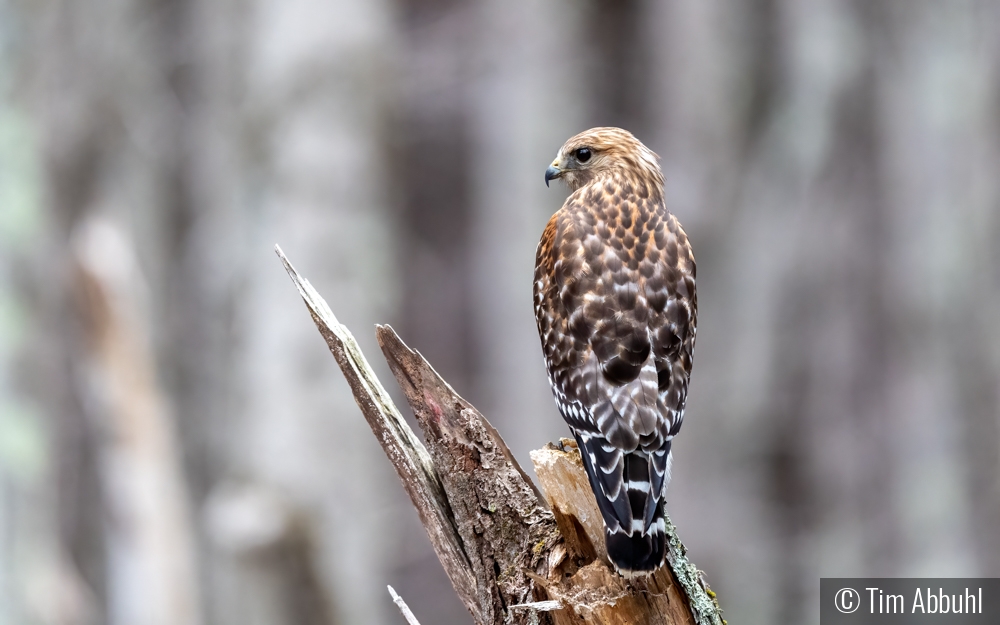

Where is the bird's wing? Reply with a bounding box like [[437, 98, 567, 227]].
[[646, 212, 697, 441], [536, 199, 673, 447], [534, 190, 695, 573]]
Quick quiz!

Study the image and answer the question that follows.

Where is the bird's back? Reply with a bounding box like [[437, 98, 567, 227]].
[[534, 158, 696, 575]]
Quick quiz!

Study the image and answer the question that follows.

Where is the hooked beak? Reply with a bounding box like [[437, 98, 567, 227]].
[[544, 164, 562, 187]]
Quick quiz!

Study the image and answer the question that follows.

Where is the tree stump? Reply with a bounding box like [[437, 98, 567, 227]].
[[277, 246, 725, 625]]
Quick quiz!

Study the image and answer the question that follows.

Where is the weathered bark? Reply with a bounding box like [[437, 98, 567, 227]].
[[277, 246, 724, 625]]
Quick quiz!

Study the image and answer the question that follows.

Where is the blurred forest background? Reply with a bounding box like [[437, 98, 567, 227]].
[[2, 0, 1000, 624]]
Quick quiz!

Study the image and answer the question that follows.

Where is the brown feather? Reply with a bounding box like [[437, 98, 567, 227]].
[[533, 127, 697, 574]]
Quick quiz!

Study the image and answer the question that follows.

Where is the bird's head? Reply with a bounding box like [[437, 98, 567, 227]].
[[544, 127, 664, 193]]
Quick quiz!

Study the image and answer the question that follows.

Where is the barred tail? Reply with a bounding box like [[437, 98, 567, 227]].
[[605, 521, 665, 575], [575, 432, 672, 575]]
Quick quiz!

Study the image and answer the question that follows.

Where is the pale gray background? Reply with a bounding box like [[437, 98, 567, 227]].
[[1, 1, 999, 624]]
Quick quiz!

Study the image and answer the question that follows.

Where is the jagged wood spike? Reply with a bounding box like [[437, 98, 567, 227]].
[[275, 245, 477, 617]]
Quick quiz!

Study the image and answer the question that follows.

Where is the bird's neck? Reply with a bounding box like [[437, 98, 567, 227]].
[[583, 170, 665, 204]]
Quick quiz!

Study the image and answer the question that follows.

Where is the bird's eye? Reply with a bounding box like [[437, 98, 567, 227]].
[[574, 147, 592, 163]]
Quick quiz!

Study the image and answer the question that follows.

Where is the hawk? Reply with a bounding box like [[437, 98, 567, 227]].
[[534, 127, 696, 575]]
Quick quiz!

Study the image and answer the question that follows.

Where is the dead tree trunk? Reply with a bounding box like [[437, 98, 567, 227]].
[[276, 246, 725, 625]]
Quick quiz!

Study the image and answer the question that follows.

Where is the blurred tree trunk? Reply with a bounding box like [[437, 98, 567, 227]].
[[72, 218, 201, 625], [390, 3, 480, 622], [464, 0, 585, 476], [202, 0, 401, 622], [27, 0, 402, 623]]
